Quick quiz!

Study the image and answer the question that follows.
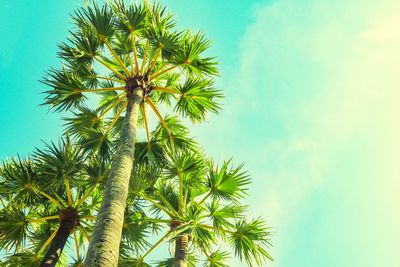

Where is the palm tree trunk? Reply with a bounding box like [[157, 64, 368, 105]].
[[174, 234, 189, 267], [39, 220, 72, 267], [85, 89, 143, 267]]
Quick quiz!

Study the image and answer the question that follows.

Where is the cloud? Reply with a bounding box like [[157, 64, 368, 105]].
[[194, 0, 400, 265]]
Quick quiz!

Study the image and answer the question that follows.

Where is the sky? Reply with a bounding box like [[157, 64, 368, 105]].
[[1, 0, 400, 266]]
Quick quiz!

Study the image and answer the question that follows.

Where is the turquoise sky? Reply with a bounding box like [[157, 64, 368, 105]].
[[1, 0, 400, 266]]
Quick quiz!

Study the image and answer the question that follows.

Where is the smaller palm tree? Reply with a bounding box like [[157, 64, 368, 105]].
[[128, 149, 272, 267], [0, 138, 105, 267]]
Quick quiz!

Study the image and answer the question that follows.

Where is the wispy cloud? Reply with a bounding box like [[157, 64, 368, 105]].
[[194, 0, 400, 265]]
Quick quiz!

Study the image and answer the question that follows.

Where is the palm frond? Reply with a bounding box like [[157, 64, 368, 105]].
[[113, 1, 148, 35], [151, 179, 179, 216], [1, 250, 41, 267], [33, 137, 85, 188], [74, 2, 115, 40], [152, 115, 197, 150], [206, 160, 250, 203], [203, 249, 230, 267], [228, 218, 273, 266], [155, 255, 197, 267], [163, 149, 204, 180], [42, 68, 87, 112], [121, 210, 153, 254], [134, 141, 166, 166], [188, 223, 215, 251], [0, 206, 29, 252], [206, 199, 244, 229], [63, 106, 103, 137], [58, 30, 101, 65], [0, 158, 44, 205], [79, 127, 114, 161], [85, 158, 110, 187], [174, 78, 223, 122]]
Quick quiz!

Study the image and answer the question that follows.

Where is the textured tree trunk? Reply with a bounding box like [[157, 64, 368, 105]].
[[174, 234, 189, 267], [39, 221, 72, 267], [85, 89, 143, 267]]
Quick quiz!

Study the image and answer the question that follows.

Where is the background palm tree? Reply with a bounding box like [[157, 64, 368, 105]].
[[42, 1, 222, 265], [0, 138, 104, 266], [0, 137, 163, 267], [128, 148, 272, 267]]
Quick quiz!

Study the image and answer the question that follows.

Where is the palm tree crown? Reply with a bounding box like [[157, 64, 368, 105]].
[[0, 138, 104, 266], [130, 149, 272, 266], [43, 0, 222, 141]]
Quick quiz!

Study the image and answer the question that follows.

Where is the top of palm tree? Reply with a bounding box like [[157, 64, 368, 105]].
[[125, 149, 273, 266], [0, 137, 102, 266], [42, 0, 222, 158], [0, 136, 170, 267]]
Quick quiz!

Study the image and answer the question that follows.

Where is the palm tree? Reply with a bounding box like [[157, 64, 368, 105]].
[[131, 149, 272, 267], [0, 138, 104, 266], [0, 136, 169, 267], [42, 1, 221, 265]]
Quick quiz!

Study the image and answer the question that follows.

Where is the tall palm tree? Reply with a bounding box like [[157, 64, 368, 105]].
[[131, 149, 272, 267], [0, 138, 104, 267], [42, 1, 221, 265]]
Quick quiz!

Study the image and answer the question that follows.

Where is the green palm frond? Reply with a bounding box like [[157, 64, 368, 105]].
[[150, 73, 180, 106], [122, 210, 152, 253], [155, 255, 197, 267], [147, 2, 175, 32], [34, 137, 85, 187], [85, 157, 110, 187], [0, 206, 28, 251], [73, 63, 99, 89], [75, 2, 115, 40], [203, 249, 230, 267], [79, 127, 115, 160], [163, 148, 204, 180], [146, 28, 180, 62], [42, 68, 87, 112], [206, 199, 244, 229], [111, 32, 135, 55], [0, 157, 45, 205], [118, 255, 151, 267], [206, 160, 250, 203], [28, 222, 59, 252], [63, 107, 102, 137], [97, 89, 121, 111], [134, 141, 166, 165], [174, 31, 211, 64], [113, 1, 148, 35], [128, 164, 161, 203], [174, 78, 222, 122], [173, 31, 218, 77], [1, 250, 41, 267], [96, 53, 127, 78], [151, 179, 179, 215], [58, 30, 101, 65], [228, 218, 273, 266], [152, 115, 197, 150], [188, 223, 215, 250]]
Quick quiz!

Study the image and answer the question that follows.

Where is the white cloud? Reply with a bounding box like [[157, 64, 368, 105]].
[[193, 0, 400, 265]]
